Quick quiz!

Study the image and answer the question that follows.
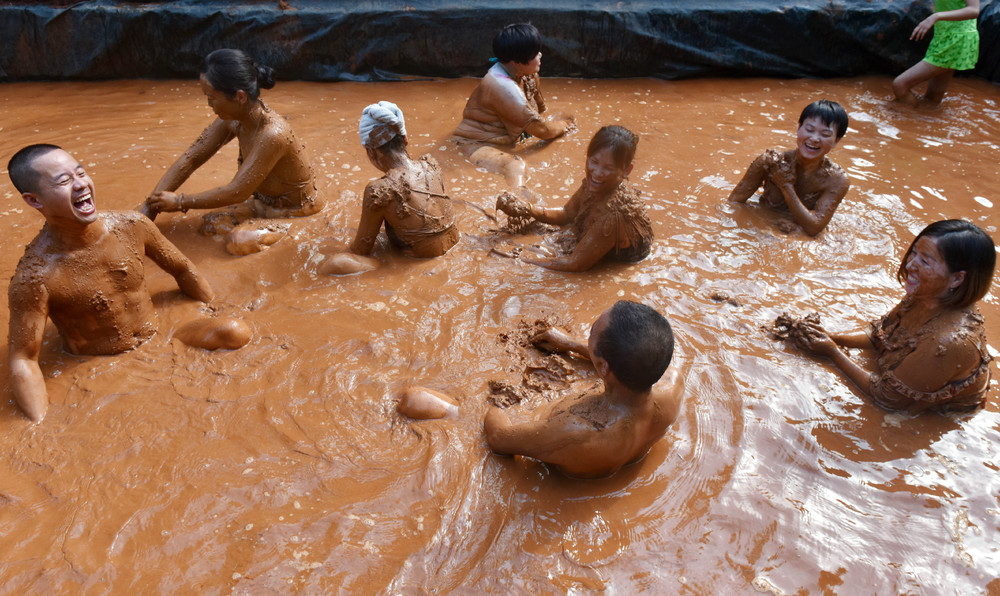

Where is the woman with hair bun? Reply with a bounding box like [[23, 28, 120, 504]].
[[142, 48, 321, 254], [781, 219, 995, 413]]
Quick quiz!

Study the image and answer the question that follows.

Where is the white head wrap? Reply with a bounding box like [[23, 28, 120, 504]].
[[358, 101, 407, 148]]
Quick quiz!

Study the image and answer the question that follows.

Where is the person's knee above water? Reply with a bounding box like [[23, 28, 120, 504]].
[[495, 125, 653, 271], [728, 99, 850, 236], [140, 49, 321, 235], [451, 23, 575, 188], [6, 144, 247, 423], [484, 301, 684, 479], [779, 219, 995, 413], [319, 101, 460, 276]]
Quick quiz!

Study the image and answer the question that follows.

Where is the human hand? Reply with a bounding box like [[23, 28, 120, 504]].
[[789, 320, 840, 357], [910, 14, 937, 41], [558, 114, 577, 134], [531, 327, 577, 354], [496, 191, 532, 218], [146, 190, 182, 213], [769, 154, 796, 188]]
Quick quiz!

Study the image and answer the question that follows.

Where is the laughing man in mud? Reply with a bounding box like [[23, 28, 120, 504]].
[[6, 144, 249, 422], [484, 301, 683, 479], [728, 99, 850, 236]]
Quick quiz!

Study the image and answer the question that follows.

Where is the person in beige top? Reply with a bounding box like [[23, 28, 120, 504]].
[[451, 23, 574, 188], [141, 49, 321, 255], [485, 301, 683, 479]]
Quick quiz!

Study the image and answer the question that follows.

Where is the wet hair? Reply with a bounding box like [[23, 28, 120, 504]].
[[593, 301, 674, 393], [372, 134, 409, 158], [586, 125, 639, 170], [798, 99, 849, 140], [493, 23, 542, 64], [7, 143, 62, 193], [200, 49, 275, 101], [897, 219, 996, 309]]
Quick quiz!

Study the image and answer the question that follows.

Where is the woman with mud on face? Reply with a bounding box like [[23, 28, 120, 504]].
[[781, 219, 995, 413], [318, 101, 460, 276], [140, 48, 321, 255], [494, 125, 653, 272]]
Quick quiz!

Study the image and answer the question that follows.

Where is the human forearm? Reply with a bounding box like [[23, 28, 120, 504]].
[[10, 356, 48, 422], [778, 184, 826, 236], [526, 203, 571, 225], [830, 330, 873, 350], [827, 349, 874, 395], [177, 270, 214, 303], [524, 116, 573, 141]]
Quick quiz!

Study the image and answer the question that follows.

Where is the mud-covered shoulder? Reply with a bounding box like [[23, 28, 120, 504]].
[[8, 237, 49, 306]]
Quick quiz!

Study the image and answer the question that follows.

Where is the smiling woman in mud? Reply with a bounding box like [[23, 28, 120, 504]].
[[494, 125, 653, 272], [141, 49, 320, 254], [780, 219, 995, 413], [318, 101, 459, 275], [728, 99, 849, 236]]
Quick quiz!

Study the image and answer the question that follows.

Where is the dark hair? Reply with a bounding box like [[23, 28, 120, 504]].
[[798, 99, 849, 140], [586, 125, 639, 170], [200, 49, 275, 101], [897, 219, 996, 309], [376, 134, 409, 157], [8, 143, 62, 193], [493, 23, 541, 64], [594, 301, 674, 393]]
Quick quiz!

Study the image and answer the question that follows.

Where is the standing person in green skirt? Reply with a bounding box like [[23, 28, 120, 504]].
[[893, 0, 980, 106]]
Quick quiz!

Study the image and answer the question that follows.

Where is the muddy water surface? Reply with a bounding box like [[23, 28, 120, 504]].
[[1, 76, 998, 594]]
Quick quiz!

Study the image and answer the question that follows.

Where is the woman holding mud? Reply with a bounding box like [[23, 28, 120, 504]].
[[781, 219, 994, 413], [141, 49, 321, 254], [319, 101, 459, 275], [495, 125, 653, 272], [893, 0, 980, 106]]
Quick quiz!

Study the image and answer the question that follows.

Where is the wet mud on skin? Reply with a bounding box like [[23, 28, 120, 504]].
[[1, 77, 999, 593]]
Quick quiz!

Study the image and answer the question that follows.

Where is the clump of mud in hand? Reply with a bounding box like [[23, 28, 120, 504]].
[[495, 191, 535, 234], [769, 312, 821, 340]]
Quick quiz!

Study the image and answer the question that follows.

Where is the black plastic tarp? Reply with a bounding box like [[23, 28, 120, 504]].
[[0, 0, 997, 82]]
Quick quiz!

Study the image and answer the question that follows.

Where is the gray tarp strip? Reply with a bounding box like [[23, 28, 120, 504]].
[[0, 0, 997, 82]]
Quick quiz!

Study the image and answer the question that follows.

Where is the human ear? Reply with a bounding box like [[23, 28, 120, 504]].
[[235, 90, 249, 104], [21, 192, 43, 209], [624, 163, 634, 177], [949, 270, 966, 290]]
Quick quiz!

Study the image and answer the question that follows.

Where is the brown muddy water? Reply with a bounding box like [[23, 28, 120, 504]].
[[1, 76, 998, 594]]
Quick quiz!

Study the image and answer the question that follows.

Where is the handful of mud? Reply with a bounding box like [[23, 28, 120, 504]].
[[495, 191, 535, 234], [769, 312, 822, 341]]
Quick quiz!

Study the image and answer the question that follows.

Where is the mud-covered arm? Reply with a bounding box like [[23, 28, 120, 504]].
[[523, 115, 574, 141], [149, 119, 289, 212], [728, 153, 768, 203], [139, 216, 214, 302], [348, 184, 387, 256], [776, 170, 849, 236], [523, 214, 617, 272], [789, 320, 874, 393], [830, 329, 874, 350], [150, 119, 235, 196], [484, 407, 588, 462], [7, 280, 50, 422]]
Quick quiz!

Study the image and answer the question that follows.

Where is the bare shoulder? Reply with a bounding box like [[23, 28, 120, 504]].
[[261, 109, 295, 143], [103, 209, 157, 237], [9, 238, 51, 303], [651, 366, 685, 423]]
